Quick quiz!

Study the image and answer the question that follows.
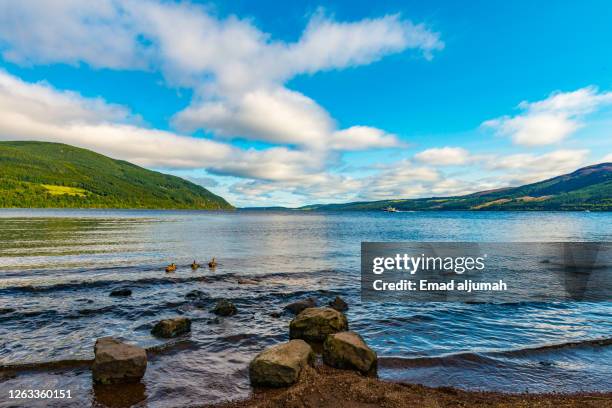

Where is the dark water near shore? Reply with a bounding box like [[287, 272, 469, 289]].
[[0, 209, 610, 407]]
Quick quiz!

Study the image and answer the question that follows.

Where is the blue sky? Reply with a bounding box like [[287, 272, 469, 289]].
[[0, 0, 610, 206]]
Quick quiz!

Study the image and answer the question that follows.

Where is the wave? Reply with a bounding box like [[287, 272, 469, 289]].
[[490, 337, 612, 357], [0, 339, 196, 374], [0, 274, 227, 294], [0, 267, 340, 295], [379, 337, 612, 369]]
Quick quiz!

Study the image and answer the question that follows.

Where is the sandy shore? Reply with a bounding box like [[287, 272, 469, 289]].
[[209, 364, 612, 408]]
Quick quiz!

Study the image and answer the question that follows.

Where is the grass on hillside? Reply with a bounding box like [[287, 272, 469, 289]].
[[0, 141, 233, 210]]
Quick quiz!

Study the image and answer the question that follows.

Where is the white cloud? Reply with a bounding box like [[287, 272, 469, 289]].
[[414, 146, 471, 165], [0, 0, 443, 195], [0, 69, 328, 182], [174, 87, 334, 148], [483, 87, 612, 146], [208, 146, 326, 182], [0, 2, 443, 85], [0, 70, 134, 125], [330, 126, 401, 151], [0, 0, 148, 69], [486, 149, 590, 184], [0, 1, 442, 152], [159, 6, 439, 150], [355, 160, 441, 200], [174, 88, 401, 151], [283, 12, 444, 75]]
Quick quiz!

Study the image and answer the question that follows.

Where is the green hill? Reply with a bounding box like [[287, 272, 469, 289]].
[[299, 163, 612, 211], [0, 141, 233, 210]]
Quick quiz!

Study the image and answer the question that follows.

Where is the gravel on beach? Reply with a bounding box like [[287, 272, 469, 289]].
[[210, 364, 612, 408]]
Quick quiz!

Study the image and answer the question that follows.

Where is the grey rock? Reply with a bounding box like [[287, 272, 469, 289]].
[[249, 340, 314, 387], [323, 331, 377, 375], [328, 296, 348, 312], [151, 317, 191, 338], [284, 297, 317, 315], [289, 307, 348, 342], [213, 299, 237, 316], [92, 337, 147, 384]]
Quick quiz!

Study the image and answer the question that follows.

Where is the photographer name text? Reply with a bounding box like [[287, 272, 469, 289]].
[[372, 279, 507, 292]]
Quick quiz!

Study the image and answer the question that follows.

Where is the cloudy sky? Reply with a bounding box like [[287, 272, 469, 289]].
[[0, 0, 610, 207]]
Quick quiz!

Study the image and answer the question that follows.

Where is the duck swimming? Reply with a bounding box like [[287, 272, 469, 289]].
[[191, 260, 200, 270], [165, 263, 177, 273], [208, 257, 217, 268]]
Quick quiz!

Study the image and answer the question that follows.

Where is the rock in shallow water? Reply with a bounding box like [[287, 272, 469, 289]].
[[213, 299, 237, 316], [207, 317, 220, 325], [151, 317, 191, 338], [249, 339, 314, 387], [289, 307, 348, 342], [185, 289, 205, 300], [328, 296, 348, 312], [92, 337, 147, 384], [323, 331, 377, 375], [109, 289, 132, 297], [284, 297, 318, 315]]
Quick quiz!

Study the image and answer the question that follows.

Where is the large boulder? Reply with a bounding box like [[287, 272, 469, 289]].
[[151, 317, 191, 338], [213, 299, 237, 316], [249, 340, 314, 387], [92, 337, 147, 384], [284, 297, 317, 315], [323, 331, 377, 375], [328, 296, 348, 312], [289, 307, 348, 342]]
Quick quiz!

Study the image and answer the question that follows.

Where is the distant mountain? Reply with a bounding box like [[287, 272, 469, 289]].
[[298, 163, 612, 211], [0, 141, 233, 210]]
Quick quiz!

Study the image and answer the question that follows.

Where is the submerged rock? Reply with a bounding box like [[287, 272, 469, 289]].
[[270, 311, 281, 318], [328, 296, 348, 312], [92, 337, 147, 384], [109, 289, 132, 297], [284, 297, 318, 315], [323, 331, 377, 375], [0, 371, 16, 381], [185, 290, 205, 300], [207, 317, 221, 325], [289, 307, 348, 342], [151, 317, 192, 338], [213, 299, 237, 316], [249, 339, 314, 387]]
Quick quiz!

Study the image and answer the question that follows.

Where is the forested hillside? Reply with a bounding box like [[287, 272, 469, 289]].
[[0, 141, 233, 210]]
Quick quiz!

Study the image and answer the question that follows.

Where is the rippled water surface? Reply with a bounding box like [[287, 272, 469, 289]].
[[0, 209, 610, 407]]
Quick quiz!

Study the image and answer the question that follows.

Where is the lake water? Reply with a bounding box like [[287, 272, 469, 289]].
[[0, 209, 610, 407]]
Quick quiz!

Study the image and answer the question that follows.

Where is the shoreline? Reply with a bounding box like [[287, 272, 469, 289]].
[[2, 364, 610, 407], [211, 364, 612, 408]]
